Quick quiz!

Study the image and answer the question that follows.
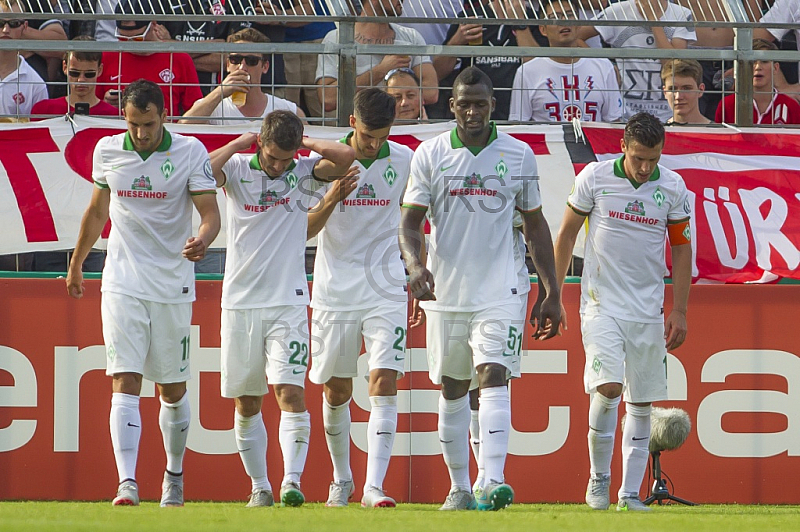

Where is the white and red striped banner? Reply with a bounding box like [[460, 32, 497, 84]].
[[1, 117, 799, 282]]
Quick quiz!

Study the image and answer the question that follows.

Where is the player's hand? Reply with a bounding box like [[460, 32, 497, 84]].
[[233, 132, 258, 151], [409, 298, 426, 328], [183, 236, 208, 262], [66, 268, 85, 299], [326, 166, 359, 204], [408, 265, 436, 301], [664, 309, 687, 350], [220, 69, 251, 97], [378, 54, 412, 74], [532, 294, 562, 340]]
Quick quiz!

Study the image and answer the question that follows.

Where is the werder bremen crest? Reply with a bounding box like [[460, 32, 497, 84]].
[[132, 175, 152, 190], [382, 164, 397, 186], [652, 186, 665, 208], [495, 159, 508, 179], [160, 159, 175, 180], [356, 183, 376, 198], [286, 171, 298, 188], [464, 173, 483, 188], [259, 190, 280, 206], [625, 200, 645, 216]]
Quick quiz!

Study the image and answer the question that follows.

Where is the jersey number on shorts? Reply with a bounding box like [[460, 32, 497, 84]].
[[288, 341, 309, 367], [180, 335, 190, 371], [506, 326, 523, 357], [393, 327, 406, 352]]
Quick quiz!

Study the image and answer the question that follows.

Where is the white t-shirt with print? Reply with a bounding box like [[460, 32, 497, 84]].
[[568, 157, 691, 322], [403, 126, 542, 312], [93, 130, 216, 303]]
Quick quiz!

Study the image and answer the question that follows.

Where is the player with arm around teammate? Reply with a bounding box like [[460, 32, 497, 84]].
[[66, 79, 221, 507], [553, 112, 692, 511], [209, 110, 355, 507]]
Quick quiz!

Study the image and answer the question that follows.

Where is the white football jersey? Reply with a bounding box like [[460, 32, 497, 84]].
[[404, 125, 541, 312], [93, 130, 216, 303], [568, 157, 691, 322], [311, 137, 413, 311], [509, 57, 622, 123], [207, 94, 298, 125], [594, 0, 696, 121], [221, 153, 321, 309], [512, 211, 530, 296]]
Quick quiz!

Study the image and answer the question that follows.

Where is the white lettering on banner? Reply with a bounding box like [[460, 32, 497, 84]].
[[739, 188, 800, 271], [697, 349, 800, 458], [0, 346, 37, 452], [703, 187, 749, 270]]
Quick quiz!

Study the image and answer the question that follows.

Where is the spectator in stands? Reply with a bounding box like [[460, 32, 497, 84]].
[[315, 0, 438, 116], [15, 0, 68, 95], [180, 28, 305, 125], [281, 0, 335, 118], [385, 66, 427, 121], [509, 0, 622, 123], [715, 39, 800, 125], [661, 58, 710, 125], [0, 1, 48, 118], [94, 0, 121, 42], [432, 0, 539, 121], [94, 0, 203, 118], [755, 0, 800, 102], [31, 37, 120, 118], [578, 0, 696, 122], [153, 0, 234, 97]]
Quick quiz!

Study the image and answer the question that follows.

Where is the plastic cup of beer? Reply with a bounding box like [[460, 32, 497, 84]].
[[469, 27, 483, 45], [231, 90, 247, 107]]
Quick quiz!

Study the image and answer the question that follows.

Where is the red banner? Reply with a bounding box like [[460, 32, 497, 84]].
[[1, 279, 799, 504]]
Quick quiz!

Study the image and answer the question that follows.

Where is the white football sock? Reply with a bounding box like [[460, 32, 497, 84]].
[[364, 395, 397, 491], [478, 386, 510, 485], [438, 394, 471, 491], [110, 393, 141, 483], [235, 410, 270, 492], [469, 409, 484, 489], [159, 393, 190, 475], [619, 403, 651, 499], [323, 395, 352, 483], [279, 410, 310, 486], [587, 392, 620, 478]]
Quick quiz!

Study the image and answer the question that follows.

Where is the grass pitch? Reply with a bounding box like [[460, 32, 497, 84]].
[[1, 502, 799, 532]]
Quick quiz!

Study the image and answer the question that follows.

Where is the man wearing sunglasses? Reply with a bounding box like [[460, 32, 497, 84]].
[[31, 38, 119, 119], [94, 0, 203, 119], [180, 28, 304, 125], [0, 0, 48, 118]]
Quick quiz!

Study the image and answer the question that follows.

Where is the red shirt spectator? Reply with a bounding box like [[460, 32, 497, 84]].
[[96, 50, 203, 118], [32, 96, 119, 119], [715, 91, 800, 125]]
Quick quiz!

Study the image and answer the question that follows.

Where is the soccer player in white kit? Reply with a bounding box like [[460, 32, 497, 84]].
[[306, 88, 413, 508], [209, 111, 355, 507], [399, 67, 562, 511], [553, 112, 692, 511], [509, 0, 622, 123], [66, 80, 221, 507]]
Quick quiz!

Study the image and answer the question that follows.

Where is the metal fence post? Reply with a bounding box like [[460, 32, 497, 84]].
[[337, 20, 357, 127]]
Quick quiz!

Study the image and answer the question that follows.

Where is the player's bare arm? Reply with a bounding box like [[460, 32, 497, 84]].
[[399, 206, 435, 301], [521, 208, 561, 339], [183, 193, 221, 262], [306, 166, 359, 239], [304, 137, 356, 181], [665, 242, 691, 350], [210, 132, 258, 187], [553, 205, 588, 332], [66, 186, 111, 299]]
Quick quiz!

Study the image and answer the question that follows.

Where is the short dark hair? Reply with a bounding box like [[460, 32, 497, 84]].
[[260, 110, 304, 151], [354, 88, 396, 130], [121, 79, 165, 115], [63, 35, 103, 65], [624, 112, 665, 148], [453, 66, 493, 94]]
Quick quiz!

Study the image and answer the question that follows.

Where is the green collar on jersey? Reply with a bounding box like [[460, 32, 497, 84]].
[[614, 156, 660, 189], [340, 131, 390, 169], [123, 128, 172, 161], [450, 122, 498, 155], [249, 153, 297, 178]]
